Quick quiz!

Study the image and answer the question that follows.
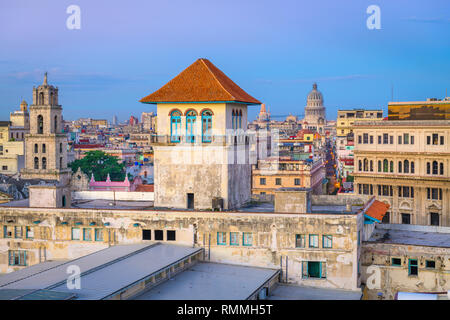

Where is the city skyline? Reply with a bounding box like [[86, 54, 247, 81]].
[[0, 0, 449, 121]]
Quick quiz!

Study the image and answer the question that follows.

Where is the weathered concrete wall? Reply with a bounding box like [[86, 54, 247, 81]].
[[274, 189, 311, 213], [29, 185, 71, 208], [361, 242, 450, 300], [72, 191, 154, 202], [312, 194, 371, 206], [0, 207, 362, 291]]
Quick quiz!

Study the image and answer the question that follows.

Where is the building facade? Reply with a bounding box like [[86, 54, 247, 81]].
[[354, 117, 450, 227]]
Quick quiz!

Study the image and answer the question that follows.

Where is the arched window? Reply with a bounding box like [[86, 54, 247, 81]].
[[201, 110, 212, 143], [42, 144, 46, 153], [34, 144, 38, 153], [390, 161, 394, 173], [404, 160, 409, 173], [378, 160, 381, 172], [170, 110, 182, 142], [411, 161, 415, 174], [370, 160, 373, 172], [50, 92, 54, 105], [34, 157, 39, 169], [432, 161, 438, 175], [39, 92, 44, 105], [186, 110, 197, 143], [398, 161, 402, 173], [54, 115, 58, 133], [440, 162, 444, 175], [37, 115, 44, 134], [358, 160, 362, 171], [42, 157, 47, 170], [363, 158, 368, 171], [238, 110, 242, 129], [232, 110, 236, 130], [383, 159, 388, 172], [427, 162, 430, 174]]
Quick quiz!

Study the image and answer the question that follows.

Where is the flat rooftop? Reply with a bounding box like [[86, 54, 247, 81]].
[[366, 224, 450, 248], [135, 262, 279, 300], [268, 284, 362, 300]]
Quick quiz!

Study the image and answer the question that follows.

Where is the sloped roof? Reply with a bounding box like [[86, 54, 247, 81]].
[[139, 58, 261, 105], [365, 200, 390, 222]]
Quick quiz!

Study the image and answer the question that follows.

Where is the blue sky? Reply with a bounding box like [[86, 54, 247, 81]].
[[0, 0, 449, 122]]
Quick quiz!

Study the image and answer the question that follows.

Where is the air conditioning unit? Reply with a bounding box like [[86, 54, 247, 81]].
[[212, 197, 224, 211]]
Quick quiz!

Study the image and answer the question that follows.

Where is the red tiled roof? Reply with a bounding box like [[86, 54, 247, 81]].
[[139, 58, 261, 104], [365, 200, 390, 222], [135, 184, 154, 192]]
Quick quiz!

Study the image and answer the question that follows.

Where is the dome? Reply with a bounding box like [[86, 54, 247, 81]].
[[307, 83, 323, 107]]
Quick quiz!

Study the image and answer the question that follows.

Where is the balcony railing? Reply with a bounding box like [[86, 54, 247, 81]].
[[150, 134, 250, 146]]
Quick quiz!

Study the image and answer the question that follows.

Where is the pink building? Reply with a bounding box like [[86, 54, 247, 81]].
[[89, 174, 143, 191]]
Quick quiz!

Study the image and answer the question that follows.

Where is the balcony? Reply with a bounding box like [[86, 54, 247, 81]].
[[149, 134, 249, 146]]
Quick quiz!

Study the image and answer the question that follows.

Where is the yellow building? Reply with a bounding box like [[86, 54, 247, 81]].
[[336, 109, 383, 137], [388, 98, 450, 120]]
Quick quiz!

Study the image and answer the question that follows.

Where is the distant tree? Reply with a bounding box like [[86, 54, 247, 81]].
[[68, 150, 126, 181]]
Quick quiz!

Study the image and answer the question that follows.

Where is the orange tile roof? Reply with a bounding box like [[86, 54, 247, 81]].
[[135, 184, 154, 192], [139, 58, 261, 105], [365, 200, 390, 222]]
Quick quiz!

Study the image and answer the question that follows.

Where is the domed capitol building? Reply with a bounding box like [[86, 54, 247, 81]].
[[302, 83, 326, 134]]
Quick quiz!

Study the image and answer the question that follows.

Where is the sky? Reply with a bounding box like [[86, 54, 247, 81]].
[[0, 0, 449, 122]]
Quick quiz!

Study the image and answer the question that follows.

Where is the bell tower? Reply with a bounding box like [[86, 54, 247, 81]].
[[21, 73, 71, 184]]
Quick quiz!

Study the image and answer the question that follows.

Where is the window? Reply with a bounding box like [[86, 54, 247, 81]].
[[295, 234, 306, 248], [2, 166, 7, 171], [363, 158, 368, 171], [14, 226, 22, 238], [83, 228, 92, 241], [369, 135, 373, 144], [243, 232, 252, 246], [8, 250, 27, 266], [411, 136, 414, 144], [302, 261, 326, 279], [167, 230, 176, 241], [377, 161, 381, 172], [155, 230, 164, 240], [201, 110, 212, 143], [390, 161, 394, 173], [95, 228, 103, 241], [26, 226, 34, 239], [260, 178, 266, 185], [170, 110, 182, 142], [427, 188, 442, 200], [389, 135, 393, 144], [358, 160, 362, 171], [427, 162, 430, 174], [309, 234, 319, 248], [42, 157, 47, 170], [3, 226, 12, 238], [411, 161, 415, 174], [398, 161, 402, 173], [391, 258, 402, 266], [377, 136, 381, 144], [275, 178, 282, 185], [383, 159, 388, 173], [432, 134, 438, 145], [322, 235, 332, 248], [34, 157, 39, 169], [217, 232, 226, 245], [440, 136, 444, 145], [403, 133, 409, 144], [142, 229, 151, 240], [425, 260, 435, 269], [185, 110, 197, 143], [408, 259, 418, 276], [427, 136, 431, 145], [383, 134, 388, 144], [401, 214, 411, 224], [71, 228, 80, 240], [37, 115, 43, 134], [230, 232, 239, 246], [42, 144, 46, 153], [60, 143, 63, 153], [363, 133, 368, 144], [34, 144, 38, 153], [440, 163, 444, 175], [398, 135, 402, 144], [430, 213, 439, 226], [432, 161, 438, 175], [54, 115, 58, 132]]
